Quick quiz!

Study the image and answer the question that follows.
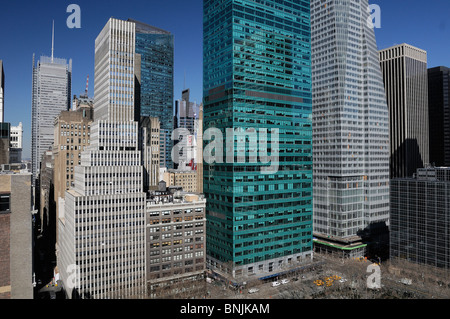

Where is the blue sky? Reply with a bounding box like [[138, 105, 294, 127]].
[[0, 0, 449, 159]]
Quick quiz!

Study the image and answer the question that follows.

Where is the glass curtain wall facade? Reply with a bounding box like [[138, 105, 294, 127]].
[[132, 19, 174, 169], [31, 55, 72, 184], [311, 0, 390, 243], [390, 168, 450, 271], [203, 0, 313, 277]]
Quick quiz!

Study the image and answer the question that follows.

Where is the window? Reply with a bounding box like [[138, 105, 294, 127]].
[[0, 194, 10, 212]]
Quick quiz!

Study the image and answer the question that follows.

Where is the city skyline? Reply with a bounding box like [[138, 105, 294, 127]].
[[0, 0, 449, 159], [1, 0, 450, 303]]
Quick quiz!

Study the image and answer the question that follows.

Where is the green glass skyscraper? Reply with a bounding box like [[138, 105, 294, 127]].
[[203, 0, 313, 278]]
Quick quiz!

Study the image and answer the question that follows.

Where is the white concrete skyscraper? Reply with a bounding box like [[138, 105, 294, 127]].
[[58, 18, 147, 299], [311, 0, 390, 256]]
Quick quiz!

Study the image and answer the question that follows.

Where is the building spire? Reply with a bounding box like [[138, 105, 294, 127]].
[[51, 20, 55, 62]]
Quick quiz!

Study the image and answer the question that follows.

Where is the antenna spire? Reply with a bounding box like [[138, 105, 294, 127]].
[[51, 20, 55, 62]]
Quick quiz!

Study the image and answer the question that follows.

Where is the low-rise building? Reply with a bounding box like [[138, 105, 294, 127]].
[[146, 188, 206, 298], [163, 169, 199, 193]]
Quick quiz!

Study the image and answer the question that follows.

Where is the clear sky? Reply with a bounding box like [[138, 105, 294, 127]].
[[0, 0, 449, 159]]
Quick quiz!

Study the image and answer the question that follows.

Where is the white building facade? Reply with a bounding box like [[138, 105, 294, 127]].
[[58, 19, 147, 299], [311, 0, 390, 244], [10, 122, 23, 149]]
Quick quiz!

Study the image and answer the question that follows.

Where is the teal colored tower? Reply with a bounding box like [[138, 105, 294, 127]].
[[203, 0, 313, 277]]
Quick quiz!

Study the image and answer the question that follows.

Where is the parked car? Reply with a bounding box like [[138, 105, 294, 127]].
[[271, 281, 281, 287], [248, 288, 260, 294], [281, 279, 290, 284]]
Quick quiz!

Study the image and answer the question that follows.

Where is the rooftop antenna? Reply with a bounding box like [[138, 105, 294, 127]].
[[84, 75, 89, 97], [51, 20, 55, 62]]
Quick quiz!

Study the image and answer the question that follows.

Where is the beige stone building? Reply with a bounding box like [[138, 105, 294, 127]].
[[52, 97, 93, 220], [0, 172, 33, 299], [141, 116, 160, 191], [163, 169, 199, 193]]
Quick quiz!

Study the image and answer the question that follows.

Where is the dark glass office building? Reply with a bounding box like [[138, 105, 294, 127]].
[[428, 66, 450, 167], [390, 167, 450, 271], [203, 0, 313, 277], [131, 19, 174, 169]]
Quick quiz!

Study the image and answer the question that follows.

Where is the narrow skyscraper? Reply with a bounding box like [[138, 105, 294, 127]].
[[311, 0, 390, 257], [379, 43, 429, 178], [31, 50, 72, 185], [204, 0, 314, 278]]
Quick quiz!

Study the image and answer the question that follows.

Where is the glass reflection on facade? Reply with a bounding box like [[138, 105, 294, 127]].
[[203, 0, 313, 276], [132, 19, 174, 168]]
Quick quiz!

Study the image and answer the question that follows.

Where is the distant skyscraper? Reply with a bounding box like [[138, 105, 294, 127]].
[[0, 60, 4, 123], [58, 18, 147, 299], [31, 54, 72, 184], [132, 19, 174, 169], [174, 88, 199, 170], [175, 88, 197, 135], [379, 44, 429, 178], [428, 66, 450, 167], [311, 0, 390, 256], [204, 0, 314, 277]]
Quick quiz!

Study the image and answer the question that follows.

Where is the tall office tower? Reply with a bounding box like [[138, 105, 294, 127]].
[[58, 18, 147, 299], [428, 66, 450, 167], [203, 0, 314, 278], [31, 54, 72, 185], [132, 19, 174, 169], [379, 44, 429, 178], [390, 167, 450, 271], [0, 60, 4, 123], [311, 0, 390, 257]]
